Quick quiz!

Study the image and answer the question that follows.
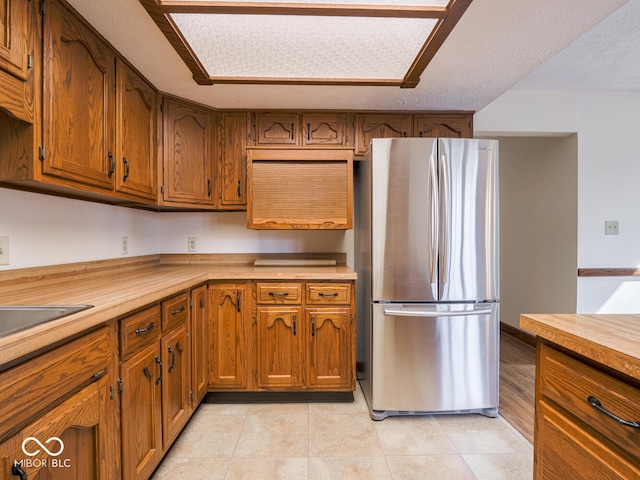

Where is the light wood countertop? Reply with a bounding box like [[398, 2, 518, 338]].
[[520, 313, 640, 382], [0, 254, 356, 367]]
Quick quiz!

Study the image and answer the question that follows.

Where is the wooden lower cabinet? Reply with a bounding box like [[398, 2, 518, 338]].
[[0, 375, 112, 480], [191, 285, 209, 406], [533, 341, 640, 479], [119, 341, 163, 480], [209, 280, 355, 392], [119, 291, 201, 480], [209, 283, 250, 389], [306, 307, 351, 389], [256, 306, 304, 389]]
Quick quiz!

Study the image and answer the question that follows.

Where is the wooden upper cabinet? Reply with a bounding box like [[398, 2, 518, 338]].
[[302, 113, 349, 146], [354, 114, 413, 155], [42, 0, 115, 191], [218, 111, 249, 209], [414, 113, 473, 138], [0, 0, 29, 81], [255, 112, 298, 145], [115, 59, 157, 202], [162, 97, 214, 205], [247, 148, 353, 230]]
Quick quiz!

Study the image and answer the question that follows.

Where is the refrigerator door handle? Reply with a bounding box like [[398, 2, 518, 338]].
[[383, 307, 493, 317], [439, 153, 450, 287], [429, 154, 438, 284]]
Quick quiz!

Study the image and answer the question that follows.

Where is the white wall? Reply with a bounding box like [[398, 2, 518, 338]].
[[476, 90, 640, 313], [0, 188, 352, 270]]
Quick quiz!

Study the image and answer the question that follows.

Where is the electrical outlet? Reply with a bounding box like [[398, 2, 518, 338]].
[[188, 237, 197, 252], [0, 237, 9, 265], [605, 220, 619, 235], [121, 236, 129, 255]]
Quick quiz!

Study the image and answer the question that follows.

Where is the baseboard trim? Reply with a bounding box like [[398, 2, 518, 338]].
[[203, 391, 354, 404], [501, 322, 536, 348]]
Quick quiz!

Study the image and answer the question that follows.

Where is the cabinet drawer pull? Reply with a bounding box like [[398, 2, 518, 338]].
[[135, 322, 155, 335], [311, 316, 315, 337], [268, 292, 289, 297], [171, 306, 186, 315], [11, 461, 27, 480], [123, 157, 130, 182], [155, 356, 163, 385], [307, 123, 311, 141], [291, 123, 295, 141], [318, 292, 339, 297], [207, 178, 212, 197], [237, 179, 242, 198], [293, 315, 297, 336], [168, 345, 176, 373], [587, 396, 640, 429], [237, 291, 242, 312]]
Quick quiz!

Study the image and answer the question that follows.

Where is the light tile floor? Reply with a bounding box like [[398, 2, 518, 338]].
[[152, 383, 533, 480]]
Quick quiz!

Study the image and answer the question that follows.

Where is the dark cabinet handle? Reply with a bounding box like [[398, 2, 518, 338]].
[[207, 179, 212, 197], [107, 151, 115, 178], [123, 157, 130, 182], [293, 315, 297, 336], [237, 180, 242, 198], [171, 306, 186, 315], [307, 123, 311, 141], [588, 396, 640, 429], [237, 291, 242, 312], [291, 123, 295, 141], [402, 131, 407, 137], [135, 322, 155, 335], [268, 292, 289, 297], [168, 346, 175, 373], [311, 316, 315, 337], [318, 292, 339, 297], [155, 356, 163, 385], [12, 461, 28, 480]]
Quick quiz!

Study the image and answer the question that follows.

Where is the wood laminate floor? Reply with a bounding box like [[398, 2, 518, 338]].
[[499, 332, 536, 444]]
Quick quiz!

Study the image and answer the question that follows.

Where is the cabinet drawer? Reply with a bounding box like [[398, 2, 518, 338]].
[[0, 327, 109, 441], [256, 283, 302, 304], [539, 343, 640, 459], [306, 283, 351, 304], [120, 305, 161, 357], [162, 292, 189, 331]]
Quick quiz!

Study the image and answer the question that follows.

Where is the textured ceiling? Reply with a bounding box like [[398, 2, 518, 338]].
[[67, 0, 632, 111]]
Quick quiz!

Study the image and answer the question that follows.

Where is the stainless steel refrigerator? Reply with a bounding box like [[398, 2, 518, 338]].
[[355, 137, 499, 420]]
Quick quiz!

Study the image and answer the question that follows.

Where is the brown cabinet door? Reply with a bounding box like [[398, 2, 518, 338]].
[[256, 306, 303, 388], [414, 113, 473, 138], [162, 323, 190, 449], [162, 97, 214, 204], [120, 342, 163, 480], [302, 113, 348, 146], [218, 111, 248, 209], [42, 0, 115, 191], [306, 308, 351, 389], [0, 376, 113, 480], [0, 0, 28, 80], [209, 284, 249, 389], [354, 114, 412, 155], [115, 59, 157, 201], [191, 285, 209, 406], [255, 113, 299, 145]]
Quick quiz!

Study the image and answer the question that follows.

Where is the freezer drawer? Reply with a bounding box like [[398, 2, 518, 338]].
[[367, 303, 499, 419]]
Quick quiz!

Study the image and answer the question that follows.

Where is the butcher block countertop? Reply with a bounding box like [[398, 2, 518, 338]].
[[0, 254, 356, 367], [520, 313, 640, 381]]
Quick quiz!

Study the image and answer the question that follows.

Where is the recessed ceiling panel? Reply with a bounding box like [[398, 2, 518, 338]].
[[171, 13, 438, 80]]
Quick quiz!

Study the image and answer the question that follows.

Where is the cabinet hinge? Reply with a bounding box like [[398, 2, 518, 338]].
[[27, 55, 33, 69], [189, 391, 194, 404], [117, 378, 124, 394], [160, 185, 165, 194], [353, 120, 356, 128], [109, 386, 114, 400], [39, 0, 45, 16], [38, 145, 45, 161], [350, 314, 353, 324], [190, 298, 193, 308]]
